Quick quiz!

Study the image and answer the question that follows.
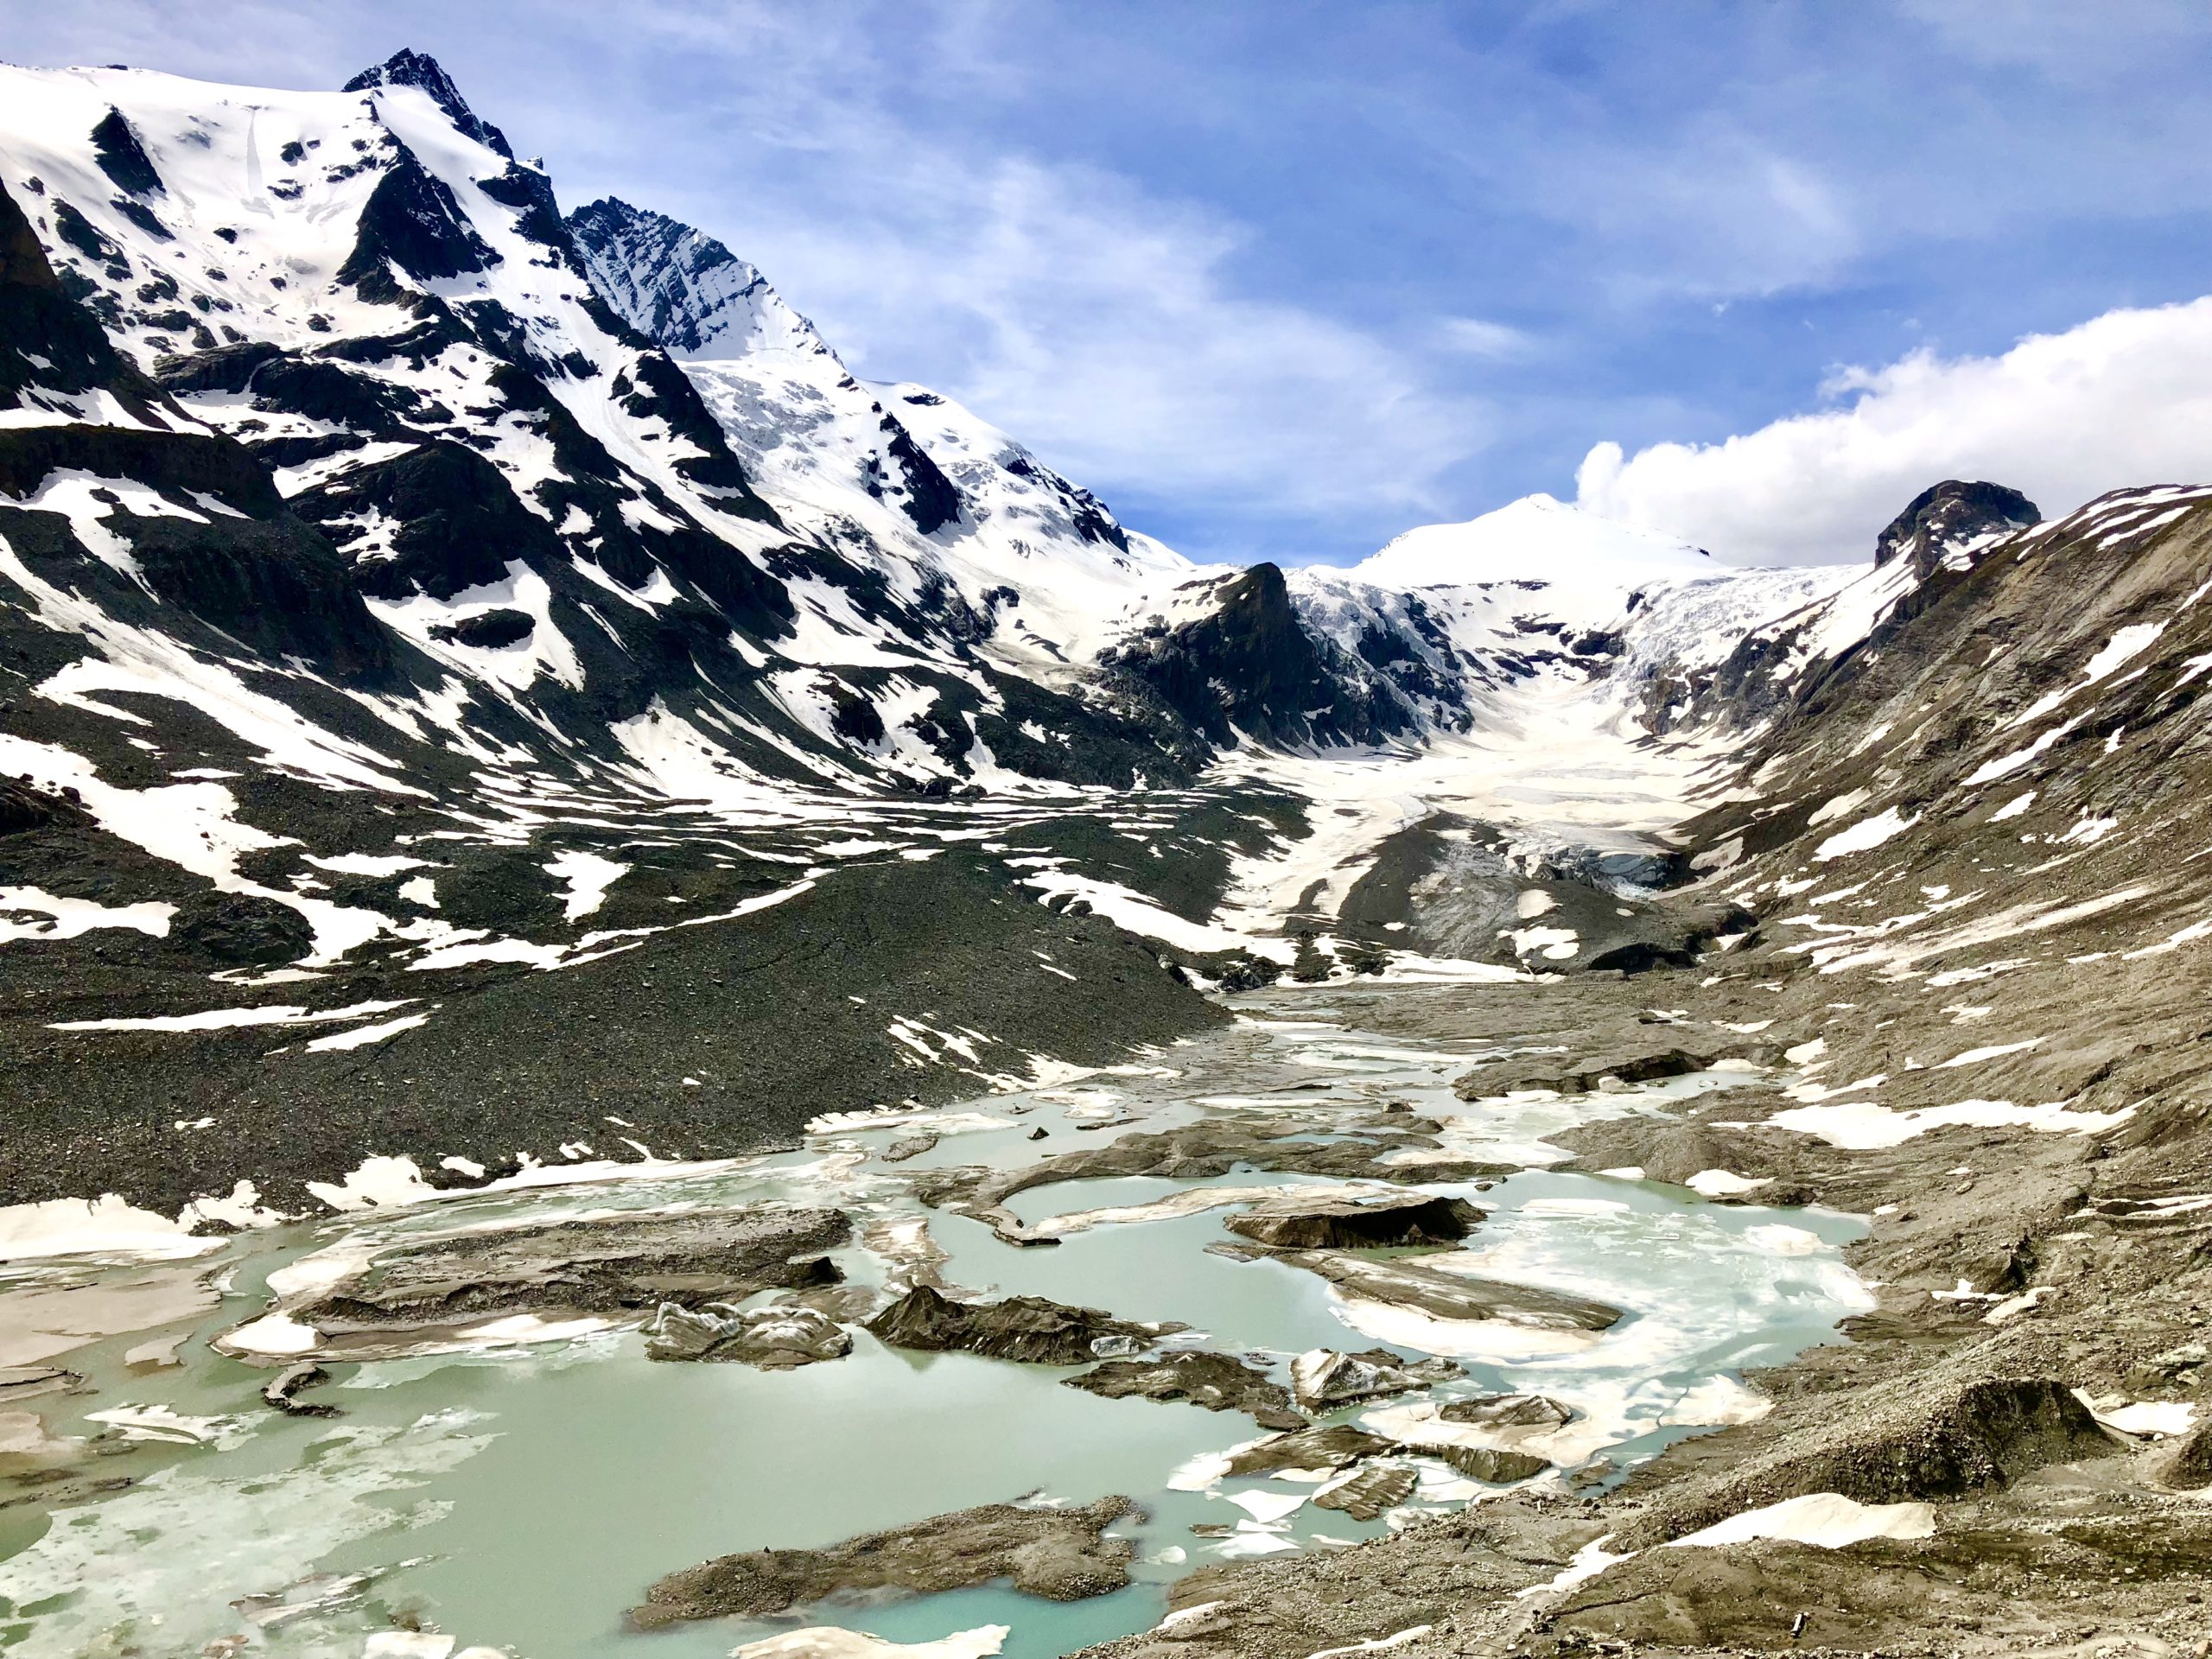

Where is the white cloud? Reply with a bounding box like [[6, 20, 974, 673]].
[[1575, 296, 2212, 565]]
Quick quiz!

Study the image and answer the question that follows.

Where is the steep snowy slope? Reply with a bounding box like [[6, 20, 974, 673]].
[[0, 55, 1235, 811], [569, 195, 1211, 681]]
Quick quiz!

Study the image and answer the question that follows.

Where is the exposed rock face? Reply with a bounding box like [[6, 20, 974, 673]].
[[1275, 1250, 1624, 1332], [1289, 1347, 1459, 1412], [1100, 563, 1411, 748], [643, 1300, 851, 1369], [89, 107, 164, 198], [1223, 1191, 1483, 1250], [344, 48, 516, 158], [569, 195, 964, 538], [1063, 1351, 1304, 1429], [629, 1496, 1138, 1627], [862, 1285, 1179, 1366], [1872, 478, 2040, 575]]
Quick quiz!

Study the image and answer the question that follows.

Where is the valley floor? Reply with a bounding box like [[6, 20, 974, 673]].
[[4, 950, 2207, 1658]]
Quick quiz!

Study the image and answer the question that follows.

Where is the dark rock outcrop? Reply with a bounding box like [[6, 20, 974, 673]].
[[1101, 563, 1411, 748], [1873, 479, 2039, 576], [172, 893, 317, 967], [1, 175, 169, 422], [429, 607, 535, 649], [863, 1284, 1177, 1366], [337, 149, 501, 304], [1064, 1350, 1304, 1429], [344, 49, 515, 159], [297, 439, 555, 600], [90, 107, 164, 197], [260, 1363, 338, 1418]]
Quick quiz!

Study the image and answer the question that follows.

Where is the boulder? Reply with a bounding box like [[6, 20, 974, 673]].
[[1064, 1350, 1303, 1429], [1224, 1191, 1484, 1250], [1290, 1347, 1459, 1412], [644, 1301, 850, 1369], [1313, 1463, 1418, 1522], [629, 1496, 1138, 1628], [2159, 1424, 2212, 1490], [863, 1285, 1179, 1366]]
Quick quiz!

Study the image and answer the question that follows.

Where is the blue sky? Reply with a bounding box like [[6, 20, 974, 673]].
[[9, 1, 2212, 565]]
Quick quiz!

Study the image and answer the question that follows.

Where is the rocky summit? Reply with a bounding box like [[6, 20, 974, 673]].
[[2, 43, 2210, 1659]]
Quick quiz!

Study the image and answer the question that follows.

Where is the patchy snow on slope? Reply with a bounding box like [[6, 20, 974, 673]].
[[0, 886, 174, 944]]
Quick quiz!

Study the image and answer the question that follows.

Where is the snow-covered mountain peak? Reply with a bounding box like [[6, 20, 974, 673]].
[[1350, 493, 1715, 594], [342, 48, 512, 160]]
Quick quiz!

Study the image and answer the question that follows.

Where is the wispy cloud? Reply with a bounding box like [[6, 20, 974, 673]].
[[1435, 318, 1535, 359]]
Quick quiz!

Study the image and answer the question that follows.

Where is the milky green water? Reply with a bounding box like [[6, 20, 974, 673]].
[[0, 998, 1867, 1659]]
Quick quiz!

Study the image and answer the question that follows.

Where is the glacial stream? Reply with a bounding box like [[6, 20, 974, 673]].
[[0, 989, 1871, 1659]]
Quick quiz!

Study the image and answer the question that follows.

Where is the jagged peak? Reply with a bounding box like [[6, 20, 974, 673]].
[[565, 195, 824, 361], [344, 48, 513, 159]]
